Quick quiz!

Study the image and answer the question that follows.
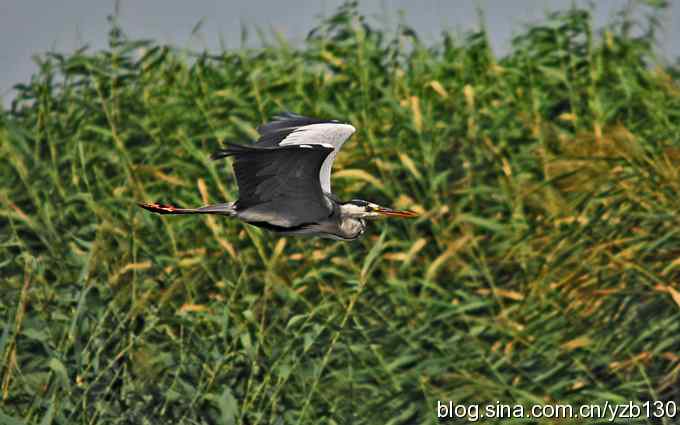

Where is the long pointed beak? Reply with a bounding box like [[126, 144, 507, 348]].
[[374, 207, 419, 218]]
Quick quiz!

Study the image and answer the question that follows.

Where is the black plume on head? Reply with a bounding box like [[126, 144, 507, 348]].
[[348, 199, 369, 207]]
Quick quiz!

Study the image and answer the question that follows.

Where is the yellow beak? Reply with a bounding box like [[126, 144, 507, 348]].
[[374, 207, 419, 218]]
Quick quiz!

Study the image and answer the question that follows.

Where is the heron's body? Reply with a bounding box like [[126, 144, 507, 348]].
[[140, 113, 416, 240], [239, 197, 365, 241]]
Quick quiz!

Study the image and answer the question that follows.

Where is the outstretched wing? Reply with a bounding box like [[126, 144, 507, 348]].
[[212, 143, 335, 227], [253, 113, 356, 193]]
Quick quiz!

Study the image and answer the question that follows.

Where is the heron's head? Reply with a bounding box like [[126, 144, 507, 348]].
[[340, 199, 418, 220]]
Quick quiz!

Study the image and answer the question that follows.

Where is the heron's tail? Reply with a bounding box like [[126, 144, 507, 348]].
[[138, 202, 236, 216]]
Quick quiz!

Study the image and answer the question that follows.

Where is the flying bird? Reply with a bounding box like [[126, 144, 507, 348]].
[[139, 113, 417, 240]]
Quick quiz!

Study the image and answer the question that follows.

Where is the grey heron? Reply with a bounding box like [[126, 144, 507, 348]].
[[139, 113, 417, 240]]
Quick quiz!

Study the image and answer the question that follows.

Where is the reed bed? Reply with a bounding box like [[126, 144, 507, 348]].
[[1, 2, 679, 424]]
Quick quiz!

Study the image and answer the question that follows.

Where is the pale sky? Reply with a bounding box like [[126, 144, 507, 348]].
[[2, 1, 678, 106]]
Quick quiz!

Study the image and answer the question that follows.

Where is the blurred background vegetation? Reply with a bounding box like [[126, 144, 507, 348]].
[[1, 1, 680, 424]]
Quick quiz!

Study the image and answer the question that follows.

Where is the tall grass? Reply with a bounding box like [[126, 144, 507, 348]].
[[1, 2, 680, 424]]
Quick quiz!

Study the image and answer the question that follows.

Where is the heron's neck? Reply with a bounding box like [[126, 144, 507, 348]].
[[338, 217, 365, 240]]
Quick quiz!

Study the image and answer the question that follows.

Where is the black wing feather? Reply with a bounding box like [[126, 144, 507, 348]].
[[212, 143, 334, 226], [253, 112, 339, 147]]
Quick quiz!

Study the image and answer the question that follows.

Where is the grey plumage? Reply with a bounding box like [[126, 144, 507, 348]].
[[139, 113, 417, 240]]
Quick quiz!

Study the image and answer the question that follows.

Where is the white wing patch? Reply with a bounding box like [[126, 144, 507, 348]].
[[278, 123, 356, 193]]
